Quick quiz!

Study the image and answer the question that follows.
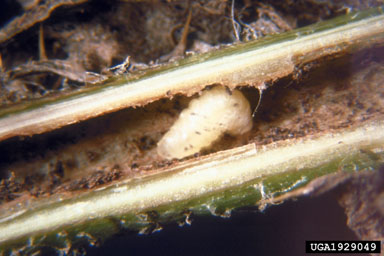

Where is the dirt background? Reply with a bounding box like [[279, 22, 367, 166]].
[[0, 1, 383, 255]]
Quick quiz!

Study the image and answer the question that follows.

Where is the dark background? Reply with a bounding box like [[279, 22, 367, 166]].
[[87, 192, 362, 256]]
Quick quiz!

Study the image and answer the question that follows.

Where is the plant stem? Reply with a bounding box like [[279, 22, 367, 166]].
[[0, 7, 383, 141]]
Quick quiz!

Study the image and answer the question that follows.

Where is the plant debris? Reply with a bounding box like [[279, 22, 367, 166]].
[[0, 1, 384, 254], [2, 0, 380, 106]]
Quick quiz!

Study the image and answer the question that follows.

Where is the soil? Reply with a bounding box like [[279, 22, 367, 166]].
[[0, 0, 383, 249]]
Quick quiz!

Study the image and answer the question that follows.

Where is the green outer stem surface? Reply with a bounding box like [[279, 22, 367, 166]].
[[0, 7, 383, 140], [1, 121, 383, 252]]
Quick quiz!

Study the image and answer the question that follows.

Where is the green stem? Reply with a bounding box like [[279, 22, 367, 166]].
[[0, 7, 383, 141], [1, 121, 383, 253]]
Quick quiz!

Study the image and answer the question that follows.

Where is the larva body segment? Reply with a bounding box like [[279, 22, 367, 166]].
[[157, 86, 253, 159]]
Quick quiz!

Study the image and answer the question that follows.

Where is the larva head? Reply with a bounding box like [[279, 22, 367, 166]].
[[218, 89, 253, 135], [157, 86, 253, 159]]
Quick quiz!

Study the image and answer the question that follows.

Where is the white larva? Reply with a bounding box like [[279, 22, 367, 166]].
[[157, 86, 253, 159]]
